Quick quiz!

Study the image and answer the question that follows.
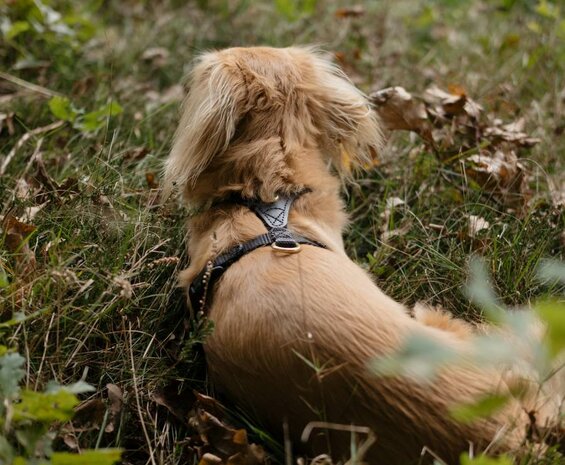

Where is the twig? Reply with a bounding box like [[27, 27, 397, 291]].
[[35, 312, 56, 391], [301, 422, 377, 465], [0, 71, 63, 98], [345, 430, 376, 465], [0, 120, 64, 175], [419, 446, 448, 465], [283, 418, 292, 465], [128, 321, 157, 465], [301, 421, 373, 443]]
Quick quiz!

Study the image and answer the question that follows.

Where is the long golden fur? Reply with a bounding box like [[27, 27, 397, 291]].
[[164, 46, 560, 464]]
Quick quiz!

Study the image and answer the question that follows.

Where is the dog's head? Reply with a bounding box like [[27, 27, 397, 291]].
[[164, 46, 383, 204]]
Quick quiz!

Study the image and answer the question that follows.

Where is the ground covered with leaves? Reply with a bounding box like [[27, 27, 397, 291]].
[[0, 1, 564, 464]]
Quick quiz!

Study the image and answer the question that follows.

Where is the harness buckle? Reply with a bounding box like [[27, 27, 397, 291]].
[[271, 241, 302, 254]]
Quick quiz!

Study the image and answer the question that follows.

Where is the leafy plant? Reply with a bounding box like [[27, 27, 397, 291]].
[[1, 0, 98, 70], [274, 0, 317, 21], [0, 343, 121, 465], [48, 96, 123, 133]]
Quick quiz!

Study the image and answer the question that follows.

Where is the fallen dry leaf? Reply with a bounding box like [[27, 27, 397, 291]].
[[463, 98, 482, 120], [381, 196, 406, 224], [467, 215, 490, 238], [194, 391, 227, 421], [141, 47, 170, 67], [105, 383, 123, 433], [151, 383, 194, 423], [465, 149, 527, 207], [123, 147, 149, 163], [22, 203, 47, 222], [370, 84, 539, 209], [335, 6, 365, 18], [381, 223, 411, 242], [310, 455, 333, 465], [146, 172, 158, 189], [549, 181, 565, 208], [2, 213, 37, 274], [371, 87, 432, 142], [0, 112, 15, 136], [30, 156, 80, 203], [113, 275, 133, 299], [63, 434, 79, 451], [73, 398, 106, 429], [447, 83, 466, 96], [200, 453, 223, 465], [484, 118, 540, 147], [188, 392, 268, 465], [423, 85, 484, 121], [14, 178, 35, 201]]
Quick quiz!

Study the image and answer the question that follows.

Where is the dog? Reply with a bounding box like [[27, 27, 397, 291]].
[[164, 46, 560, 464]]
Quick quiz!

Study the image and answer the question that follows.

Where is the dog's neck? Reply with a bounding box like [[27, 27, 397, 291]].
[[177, 149, 349, 287]]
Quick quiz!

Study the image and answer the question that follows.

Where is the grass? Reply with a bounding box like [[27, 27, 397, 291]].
[[0, 0, 564, 464]]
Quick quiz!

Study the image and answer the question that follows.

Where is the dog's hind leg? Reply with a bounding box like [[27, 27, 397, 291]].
[[413, 303, 477, 340]]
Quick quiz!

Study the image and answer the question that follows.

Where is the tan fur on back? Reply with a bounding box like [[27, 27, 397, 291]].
[[166, 46, 561, 464]]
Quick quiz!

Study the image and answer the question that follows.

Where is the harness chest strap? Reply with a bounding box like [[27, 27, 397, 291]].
[[188, 193, 326, 312]]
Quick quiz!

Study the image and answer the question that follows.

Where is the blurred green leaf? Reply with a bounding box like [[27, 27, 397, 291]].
[[413, 6, 436, 29], [450, 393, 510, 423], [5, 21, 31, 40], [63, 14, 96, 41], [0, 352, 26, 398], [78, 101, 123, 132], [499, 33, 520, 52], [527, 20, 542, 33], [274, 0, 316, 21], [535, 300, 565, 357], [469, 334, 516, 366], [537, 259, 565, 283], [371, 332, 457, 382], [535, 0, 560, 19], [15, 425, 49, 457], [0, 435, 15, 464], [465, 257, 506, 324], [0, 309, 50, 330], [45, 380, 95, 394], [460, 453, 513, 465], [51, 449, 122, 465], [48, 96, 77, 122], [34, 0, 64, 28], [0, 266, 8, 288], [13, 390, 78, 423], [559, 19, 565, 39]]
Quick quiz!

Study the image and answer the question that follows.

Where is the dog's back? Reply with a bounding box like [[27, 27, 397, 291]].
[[166, 46, 559, 464]]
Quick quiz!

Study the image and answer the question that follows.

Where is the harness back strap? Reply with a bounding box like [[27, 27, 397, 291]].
[[188, 193, 326, 312]]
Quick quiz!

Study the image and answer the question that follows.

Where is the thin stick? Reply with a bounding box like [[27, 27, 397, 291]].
[[0, 120, 64, 175], [283, 418, 292, 465], [419, 446, 448, 465], [128, 322, 157, 465], [301, 421, 373, 443], [0, 71, 63, 98], [35, 312, 56, 390]]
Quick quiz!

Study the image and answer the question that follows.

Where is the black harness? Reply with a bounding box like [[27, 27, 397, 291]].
[[188, 192, 326, 312]]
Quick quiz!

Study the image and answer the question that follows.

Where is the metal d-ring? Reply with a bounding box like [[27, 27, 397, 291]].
[[271, 242, 302, 254]]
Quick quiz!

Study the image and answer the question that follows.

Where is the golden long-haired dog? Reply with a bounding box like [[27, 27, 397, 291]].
[[164, 46, 560, 464]]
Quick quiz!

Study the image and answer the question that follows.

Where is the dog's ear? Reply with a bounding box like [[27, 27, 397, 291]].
[[299, 49, 384, 174], [163, 52, 247, 199]]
